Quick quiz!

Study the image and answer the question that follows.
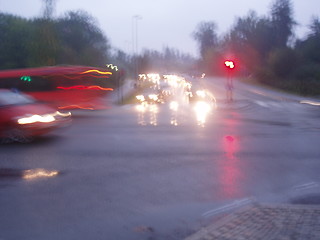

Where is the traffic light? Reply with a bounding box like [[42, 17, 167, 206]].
[[224, 60, 235, 70], [20, 76, 32, 82]]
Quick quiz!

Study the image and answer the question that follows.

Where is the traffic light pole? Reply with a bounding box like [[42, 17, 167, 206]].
[[226, 72, 233, 102], [224, 60, 235, 103]]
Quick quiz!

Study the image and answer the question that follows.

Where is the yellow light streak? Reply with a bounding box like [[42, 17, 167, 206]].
[[23, 169, 59, 180], [81, 70, 112, 75]]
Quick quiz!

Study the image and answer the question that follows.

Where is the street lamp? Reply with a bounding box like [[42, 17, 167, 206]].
[[132, 15, 142, 80], [132, 15, 142, 55]]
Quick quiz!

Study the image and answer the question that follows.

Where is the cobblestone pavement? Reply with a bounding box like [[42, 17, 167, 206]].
[[185, 204, 320, 240]]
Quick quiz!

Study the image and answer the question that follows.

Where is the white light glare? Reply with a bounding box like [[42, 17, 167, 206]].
[[18, 114, 55, 125], [170, 101, 179, 111], [148, 94, 158, 101], [136, 95, 145, 102], [196, 90, 206, 98]]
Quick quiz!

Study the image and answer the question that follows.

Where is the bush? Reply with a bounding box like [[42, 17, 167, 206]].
[[293, 63, 320, 82], [267, 48, 300, 78]]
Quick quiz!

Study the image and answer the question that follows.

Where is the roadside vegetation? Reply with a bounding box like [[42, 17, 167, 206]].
[[192, 0, 320, 96]]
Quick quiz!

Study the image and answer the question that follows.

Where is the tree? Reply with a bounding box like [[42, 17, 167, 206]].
[[270, 0, 296, 48], [0, 13, 32, 69], [267, 47, 299, 78], [55, 11, 110, 66], [192, 21, 218, 60], [42, 0, 56, 19], [309, 17, 320, 37], [28, 17, 59, 66], [192, 21, 220, 75]]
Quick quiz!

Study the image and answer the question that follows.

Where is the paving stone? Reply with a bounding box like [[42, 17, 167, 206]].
[[185, 204, 320, 240]]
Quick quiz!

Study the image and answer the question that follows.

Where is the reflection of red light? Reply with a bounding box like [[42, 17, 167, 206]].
[[57, 85, 113, 91], [81, 70, 112, 75], [225, 135, 234, 142], [224, 135, 238, 159], [54, 73, 111, 79], [85, 74, 111, 78], [217, 135, 243, 199]]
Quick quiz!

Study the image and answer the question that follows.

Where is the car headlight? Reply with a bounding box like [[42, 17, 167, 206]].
[[170, 101, 179, 111], [196, 90, 206, 98], [194, 101, 211, 113], [136, 95, 145, 102], [17, 114, 56, 125], [148, 94, 158, 101]]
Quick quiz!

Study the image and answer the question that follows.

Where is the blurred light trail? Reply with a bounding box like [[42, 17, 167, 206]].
[[57, 85, 113, 91], [80, 70, 112, 75], [106, 64, 119, 71], [58, 105, 95, 110], [55, 111, 72, 117], [18, 114, 55, 125], [23, 169, 59, 180], [300, 100, 320, 106], [56, 73, 111, 80]]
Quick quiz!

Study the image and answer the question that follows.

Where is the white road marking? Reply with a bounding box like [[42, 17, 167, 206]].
[[292, 182, 319, 191], [202, 198, 254, 218], [255, 101, 269, 108]]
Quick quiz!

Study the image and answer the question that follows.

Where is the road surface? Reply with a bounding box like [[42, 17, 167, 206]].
[[1, 77, 320, 240]]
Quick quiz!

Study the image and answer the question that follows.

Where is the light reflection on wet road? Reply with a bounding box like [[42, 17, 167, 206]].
[[219, 118, 244, 200]]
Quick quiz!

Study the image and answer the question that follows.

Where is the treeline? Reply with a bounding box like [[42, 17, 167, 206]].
[[193, 0, 320, 96], [0, 9, 195, 78]]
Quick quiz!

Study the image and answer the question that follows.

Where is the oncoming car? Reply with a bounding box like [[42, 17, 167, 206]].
[[0, 89, 71, 143]]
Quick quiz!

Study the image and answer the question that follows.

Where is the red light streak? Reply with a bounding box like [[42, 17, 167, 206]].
[[57, 85, 113, 91], [58, 105, 95, 110], [50, 73, 111, 80]]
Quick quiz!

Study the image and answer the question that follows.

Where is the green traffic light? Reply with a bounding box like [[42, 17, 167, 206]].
[[20, 76, 32, 82]]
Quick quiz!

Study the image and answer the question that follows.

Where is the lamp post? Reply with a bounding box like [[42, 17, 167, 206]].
[[132, 15, 142, 79]]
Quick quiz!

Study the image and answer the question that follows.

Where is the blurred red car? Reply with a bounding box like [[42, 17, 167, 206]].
[[0, 89, 72, 143]]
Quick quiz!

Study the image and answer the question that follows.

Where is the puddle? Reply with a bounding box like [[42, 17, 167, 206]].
[[290, 194, 320, 205], [243, 118, 291, 127]]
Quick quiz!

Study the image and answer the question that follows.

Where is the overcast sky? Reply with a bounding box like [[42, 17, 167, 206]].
[[1, 0, 320, 57]]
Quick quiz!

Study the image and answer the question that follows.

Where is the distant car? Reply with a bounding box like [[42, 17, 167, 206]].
[[135, 87, 165, 104], [0, 89, 71, 143]]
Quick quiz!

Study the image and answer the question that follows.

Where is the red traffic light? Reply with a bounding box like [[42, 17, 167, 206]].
[[224, 60, 235, 69]]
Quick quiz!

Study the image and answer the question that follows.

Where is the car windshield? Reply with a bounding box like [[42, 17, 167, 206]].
[[0, 91, 35, 106]]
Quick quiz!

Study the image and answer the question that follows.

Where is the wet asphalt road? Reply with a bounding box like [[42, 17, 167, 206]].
[[1, 77, 320, 240]]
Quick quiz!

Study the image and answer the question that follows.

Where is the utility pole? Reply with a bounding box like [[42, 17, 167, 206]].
[[132, 15, 142, 80]]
